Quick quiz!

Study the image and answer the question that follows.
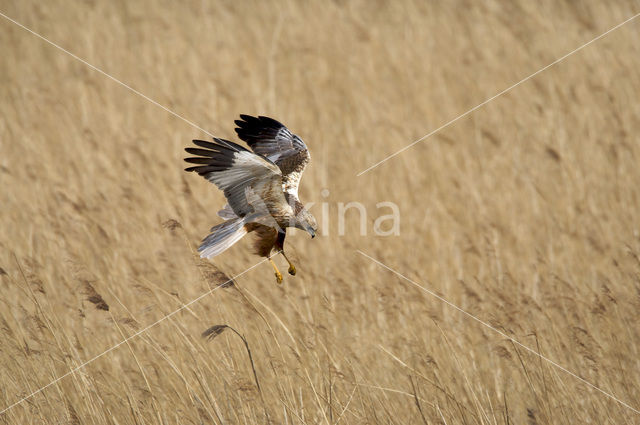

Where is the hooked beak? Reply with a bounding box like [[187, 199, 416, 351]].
[[307, 227, 316, 239]]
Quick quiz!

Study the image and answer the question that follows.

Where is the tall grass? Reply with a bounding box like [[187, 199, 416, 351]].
[[1, 0, 640, 423]]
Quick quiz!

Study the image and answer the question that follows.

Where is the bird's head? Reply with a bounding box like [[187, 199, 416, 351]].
[[295, 209, 318, 238]]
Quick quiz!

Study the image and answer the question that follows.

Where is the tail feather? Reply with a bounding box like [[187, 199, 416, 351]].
[[198, 217, 247, 258]]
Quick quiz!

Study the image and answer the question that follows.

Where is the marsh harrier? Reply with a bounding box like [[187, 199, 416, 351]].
[[184, 115, 317, 283]]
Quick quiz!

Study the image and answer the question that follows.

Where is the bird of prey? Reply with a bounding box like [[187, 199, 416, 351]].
[[184, 115, 317, 283]]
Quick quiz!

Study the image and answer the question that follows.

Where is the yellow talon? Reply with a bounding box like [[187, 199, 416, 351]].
[[282, 251, 296, 276], [270, 258, 283, 284]]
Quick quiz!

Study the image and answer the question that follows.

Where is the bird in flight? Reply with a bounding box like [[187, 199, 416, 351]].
[[184, 115, 317, 283]]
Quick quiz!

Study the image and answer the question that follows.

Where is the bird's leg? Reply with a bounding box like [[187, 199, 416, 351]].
[[268, 257, 283, 284], [282, 252, 296, 276], [275, 230, 296, 276]]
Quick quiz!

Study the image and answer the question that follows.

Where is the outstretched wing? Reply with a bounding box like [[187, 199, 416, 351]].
[[184, 138, 287, 218], [234, 115, 310, 197]]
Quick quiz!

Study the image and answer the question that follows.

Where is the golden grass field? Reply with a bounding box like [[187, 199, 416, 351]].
[[2, 1, 640, 423]]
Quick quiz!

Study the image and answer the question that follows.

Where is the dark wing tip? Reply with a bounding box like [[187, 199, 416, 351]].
[[184, 164, 226, 175], [184, 157, 214, 164], [235, 115, 259, 132], [185, 147, 216, 157], [257, 115, 284, 127], [188, 138, 246, 152], [236, 114, 284, 129], [234, 114, 286, 144]]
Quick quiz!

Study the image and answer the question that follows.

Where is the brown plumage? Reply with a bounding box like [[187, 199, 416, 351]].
[[245, 223, 278, 257], [184, 115, 317, 283]]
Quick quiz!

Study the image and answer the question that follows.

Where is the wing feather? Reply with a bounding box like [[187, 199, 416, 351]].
[[234, 115, 310, 197], [184, 138, 286, 218]]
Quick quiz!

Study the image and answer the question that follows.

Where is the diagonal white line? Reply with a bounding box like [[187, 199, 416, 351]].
[[0, 11, 216, 138], [0, 7, 285, 418], [356, 250, 640, 415], [357, 11, 640, 176], [0, 257, 270, 416]]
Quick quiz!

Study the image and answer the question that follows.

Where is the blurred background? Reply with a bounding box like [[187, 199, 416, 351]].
[[1, 1, 640, 423]]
